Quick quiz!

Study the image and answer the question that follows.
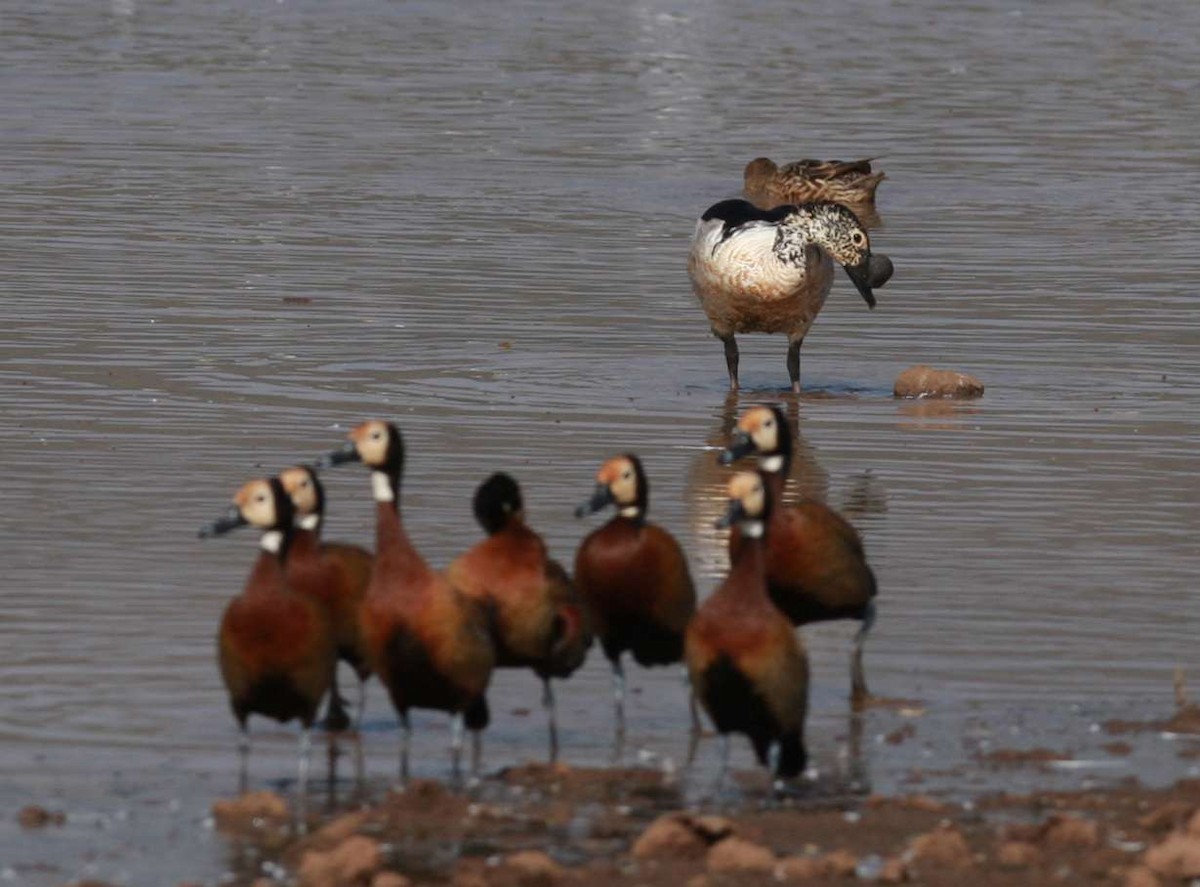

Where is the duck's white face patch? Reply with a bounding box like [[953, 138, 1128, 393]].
[[728, 471, 766, 521], [279, 467, 319, 516], [234, 479, 277, 530], [351, 420, 391, 468]]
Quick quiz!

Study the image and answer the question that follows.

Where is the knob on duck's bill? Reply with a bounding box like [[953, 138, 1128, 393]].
[[719, 430, 755, 466], [317, 441, 360, 469], [843, 258, 877, 309], [867, 253, 894, 289], [575, 484, 613, 518], [199, 506, 248, 539]]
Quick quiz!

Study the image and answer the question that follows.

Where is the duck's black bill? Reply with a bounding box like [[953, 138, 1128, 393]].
[[719, 431, 756, 466], [199, 507, 248, 539], [843, 258, 877, 309], [316, 443, 360, 469], [575, 484, 613, 518], [714, 499, 748, 529], [867, 253, 894, 289]]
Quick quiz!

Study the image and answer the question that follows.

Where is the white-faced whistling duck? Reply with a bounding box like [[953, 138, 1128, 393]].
[[574, 454, 697, 734], [720, 405, 877, 703], [318, 420, 494, 781], [687, 198, 893, 393], [278, 465, 373, 732], [200, 477, 335, 796], [447, 472, 593, 760], [743, 157, 886, 211], [685, 471, 809, 784]]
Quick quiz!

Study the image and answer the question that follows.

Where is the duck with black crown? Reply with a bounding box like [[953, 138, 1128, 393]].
[[688, 198, 893, 392]]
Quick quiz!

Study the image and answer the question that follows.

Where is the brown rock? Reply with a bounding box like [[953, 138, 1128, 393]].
[[313, 811, 369, 845], [879, 857, 909, 883], [505, 850, 565, 887], [689, 815, 735, 843], [17, 805, 65, 829], [1140, 801, 1194, 832], [996, 840, 1041, 868], [212, 790, 290, 826], [372, 874, 412, 887], [299, 835, 383, 887], [632, 815, 707, 859], [1145, 832, 1200, 879], [685, 877, 709, 887], [823, 849, 858, 877], [1042, 814, 1100, 848], [706, 837, 777, 874], [909, 824, 973, 869], [894, 365, 984, 399], [1124, 865, 1162, 887], [775, 855, 827, 880], [903, 795, 945, 813]]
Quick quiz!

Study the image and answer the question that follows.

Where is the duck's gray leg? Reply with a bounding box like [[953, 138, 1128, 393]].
[[851, 598, 877, 704]]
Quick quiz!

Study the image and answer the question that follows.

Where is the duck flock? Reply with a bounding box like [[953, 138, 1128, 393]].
[[200, 157, 892, 795]]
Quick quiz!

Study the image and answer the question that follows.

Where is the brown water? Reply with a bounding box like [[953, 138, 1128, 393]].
[[4, 1, 1200, 883]]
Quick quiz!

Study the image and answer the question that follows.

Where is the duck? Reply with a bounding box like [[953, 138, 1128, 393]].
[[687, 198, 892, 393], [743, 156, 886, 211], [686, 470, 809, 782], [448, 472, 592, 760], [574, 454, 697, 733], [318, 420, 494, 780], [277, 465, 373, 732], [200, 477, 335, 795], [720, 405, 877, 703]]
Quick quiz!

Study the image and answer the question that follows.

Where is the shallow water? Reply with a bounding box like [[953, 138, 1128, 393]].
[[3, 0, 1200, 883]]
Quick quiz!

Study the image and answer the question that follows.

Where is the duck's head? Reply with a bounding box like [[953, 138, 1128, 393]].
[[575, 453, 648, 521], [473, 472, 524, 535], [199, 477, 294, 553], [278, 464, 325, 530], [786, 203, 880, 308], [319, 419, 405, 472], [743, 157, 779, 193], [714, 471, 771, 537], [720, 405, 791, 474]]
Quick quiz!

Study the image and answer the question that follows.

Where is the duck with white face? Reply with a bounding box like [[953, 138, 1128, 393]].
[[688, 198, 893, 393], [318, 419, 495, 782], [200, 477, 336, 801], [277, 465, 374, 734]]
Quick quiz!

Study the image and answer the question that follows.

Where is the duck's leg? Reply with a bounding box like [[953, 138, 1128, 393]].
[[398, 710, 412, 785], [237, 725, 250, 794], [322, 678, 351, 733], [610, 655, 626, 737], [786, 335, 804, 394], [296, 727, 312, 834], [681, 665, 701, 734], [353, 678, 368, 734], [851, 599, 877, 706], [450, 711, 465, 780], [542, 677, 559, 763], [714, 329, 739, 391]]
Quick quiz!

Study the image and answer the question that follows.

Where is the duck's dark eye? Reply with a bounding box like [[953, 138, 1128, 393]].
[[622, 471, 632, 480], [256, 495, 266, 503], [851, 232, 865, 246]]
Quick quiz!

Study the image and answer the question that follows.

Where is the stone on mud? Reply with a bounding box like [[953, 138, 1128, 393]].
[[706, 836, 777, 874], [298, 835, 383, 887], [504, 850, 565, 887], [1144, 832, 1200, 879], [908, 824, 973, 869], [632, 815, 708, 859]]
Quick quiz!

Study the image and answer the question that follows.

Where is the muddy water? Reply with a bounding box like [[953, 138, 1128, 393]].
[[4, 0, 1200, 883]]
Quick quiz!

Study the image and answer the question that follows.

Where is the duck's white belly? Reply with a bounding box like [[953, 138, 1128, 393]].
[[687, 219, 834, 337]]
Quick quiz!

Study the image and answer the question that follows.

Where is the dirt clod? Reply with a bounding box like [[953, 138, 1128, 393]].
[[706, 836, 776, 874]]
